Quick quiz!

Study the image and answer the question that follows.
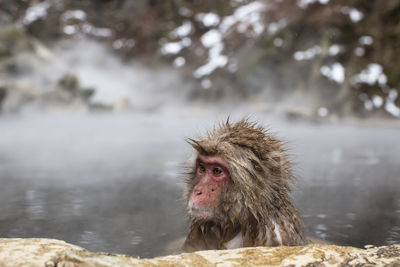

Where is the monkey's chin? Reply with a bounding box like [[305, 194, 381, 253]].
[[188, 205, 213, 220]]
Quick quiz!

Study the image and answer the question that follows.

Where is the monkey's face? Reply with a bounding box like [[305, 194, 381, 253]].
[[188, 154, 230, 220]]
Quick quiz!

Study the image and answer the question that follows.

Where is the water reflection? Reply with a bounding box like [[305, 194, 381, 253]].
[[0, 173, 186, 257], [25, 189, 47, 220]]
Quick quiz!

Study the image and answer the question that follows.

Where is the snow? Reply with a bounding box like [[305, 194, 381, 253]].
[[181, 37, 192, 47], [22, 1, 51, 25], [294, 46, 321, 61], [372, 95, 383, 108], [113, 40, 124, 49], [198, 13, 220, 27], [166, 1, 267, 78], [359, 36, 373, 45], [193, 30, 228, 78], [59, 9, 112, 38], [201, 79, 212, 89], [341, 7, 364, 22], [220, 1, 266, 36], [351, 63, 387, 86], [267, 20, 287, 35], [320, 63, 345, 83], [386, 101, 400, 117], [161, 36, 192, 55], [352, 66, 400, 117], [364, 99, 373, 111], [385, 90, 400, 117], [63, 25, 78, 35], [82, 24, 113, 37], [161, 42, 184, 55], [349, 8, 364, 22], [173, 57, 186, 68], [61, 10, 87, 21], [354, 47, 365, 56], [193, 43, 228, 78], [328, 44, 341, 56], [219, 16, 236, 33], [234, 1, 265, 22], [298, 0, 329, 8], [112, 39, 135, 50], [200, 30, 222, 48], [171, 21, 193, 38]]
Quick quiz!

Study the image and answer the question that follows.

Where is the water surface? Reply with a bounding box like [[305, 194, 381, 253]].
[[0, 113, 399, 257]]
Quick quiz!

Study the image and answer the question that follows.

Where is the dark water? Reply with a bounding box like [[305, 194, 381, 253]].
[[0, 113, 399, 257], [290, 123, 400, 247]]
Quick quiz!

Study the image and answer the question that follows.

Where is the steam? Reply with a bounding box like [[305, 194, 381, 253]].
[[49, 40, 189, 110]]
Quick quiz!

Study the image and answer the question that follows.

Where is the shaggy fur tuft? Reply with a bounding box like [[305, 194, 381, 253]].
[[183, 119, 306, 251]]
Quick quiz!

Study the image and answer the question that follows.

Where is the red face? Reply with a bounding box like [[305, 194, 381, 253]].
[[188, 154, 230, 220]]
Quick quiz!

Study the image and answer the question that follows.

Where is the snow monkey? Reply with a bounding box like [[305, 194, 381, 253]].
[[183, 119, 307, 252]]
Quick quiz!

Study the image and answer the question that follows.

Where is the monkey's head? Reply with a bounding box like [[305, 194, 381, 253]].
[[184, 119, 293, 230]]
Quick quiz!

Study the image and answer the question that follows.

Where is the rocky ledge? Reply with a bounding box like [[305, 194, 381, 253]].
[[0, 238, 399, 267]]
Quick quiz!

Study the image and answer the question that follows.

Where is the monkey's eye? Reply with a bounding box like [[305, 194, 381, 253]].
[[213, 167, 223, 176], [198, 163, 206, 173]]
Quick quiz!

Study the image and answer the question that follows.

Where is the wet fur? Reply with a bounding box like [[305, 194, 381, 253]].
[[183, 119, 307, 252]]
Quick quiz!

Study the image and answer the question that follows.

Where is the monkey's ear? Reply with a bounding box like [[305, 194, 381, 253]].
[[186, 138, 204, 153]]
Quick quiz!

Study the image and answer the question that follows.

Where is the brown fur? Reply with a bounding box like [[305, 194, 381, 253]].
[[183, 119, 307, 252]]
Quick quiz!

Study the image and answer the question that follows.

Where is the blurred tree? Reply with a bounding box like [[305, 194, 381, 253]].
[[2, 0, 400, 118], [249, 0, 400, 117]]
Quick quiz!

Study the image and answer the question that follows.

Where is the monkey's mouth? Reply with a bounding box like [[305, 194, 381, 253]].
[[188, 204, 213, 219]]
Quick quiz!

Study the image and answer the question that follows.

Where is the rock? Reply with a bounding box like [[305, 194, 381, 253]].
[[0, 27, 106, 114], [0, 26, 129, 114], [0, 238, 399, 267], [0, 78, 95, 114], [113, 97, 132, 112], [0, 25, 34, 58], [283, 106, 316, 121], [58, 73, 80, 93], [0, 82, 38, 113], [57, 73, 96, 103], [0, 86, 6, 111], [79, 88, 96, 102], [89, 102, 114, 112]]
